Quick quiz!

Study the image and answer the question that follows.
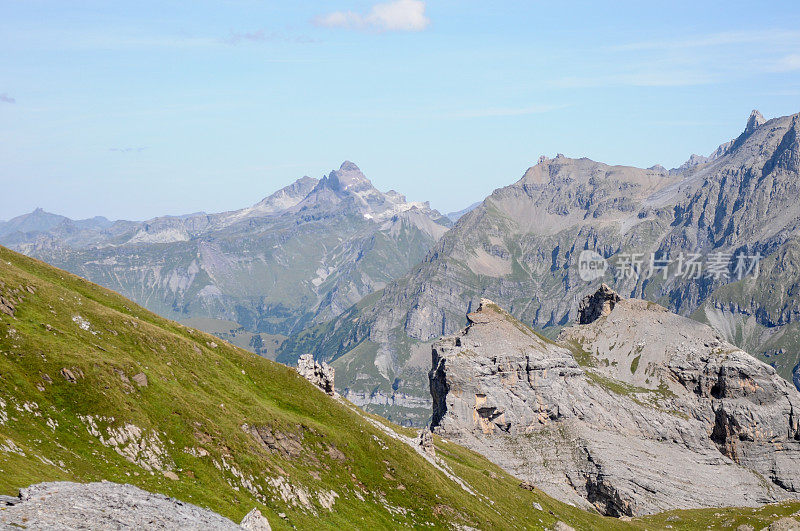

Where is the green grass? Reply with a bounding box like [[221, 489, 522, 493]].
[[630, 354, 641, 374], [565, 338, 597, 367]]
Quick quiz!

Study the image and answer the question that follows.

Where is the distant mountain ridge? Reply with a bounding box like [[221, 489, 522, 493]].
[[446, 202, 481, 222], [3, 162, 451, 346], [0, 208, 112, 239]]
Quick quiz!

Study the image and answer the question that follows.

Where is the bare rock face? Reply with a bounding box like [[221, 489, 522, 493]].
[[577, 283, 621, 324], [132, 372, 148, 387], [0, 481, 241, 529], [429, 294, 800, 517], [280, 110, 800, 426], [297, 354, 335, 395], [240, 507, 272, 530], [745, 109, 767, 135]]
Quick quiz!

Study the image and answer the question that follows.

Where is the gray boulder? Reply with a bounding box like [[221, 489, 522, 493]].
[[240, 507, 272, 530], [0, 481, 241, 529]]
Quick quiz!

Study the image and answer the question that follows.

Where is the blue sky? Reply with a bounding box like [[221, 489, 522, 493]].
[[2, 0, 800, 221]]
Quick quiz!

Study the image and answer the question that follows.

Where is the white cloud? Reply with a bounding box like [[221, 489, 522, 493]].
[[314, 0, 430, 33], [0, 93, 15, 104]]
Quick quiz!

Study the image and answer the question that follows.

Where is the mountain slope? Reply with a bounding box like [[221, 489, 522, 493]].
[[280, 110, 800, 426], [4, 162, 450, 347], [3, 246, 800, 529], [1, 244, 658, 530]]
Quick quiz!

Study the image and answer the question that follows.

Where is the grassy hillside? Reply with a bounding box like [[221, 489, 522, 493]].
[[0, 245, 798, 530]]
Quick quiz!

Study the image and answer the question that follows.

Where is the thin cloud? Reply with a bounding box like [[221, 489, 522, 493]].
[[764, 88, 800, 96], [448, 104, 569, 119], [109, 147, 147, 153], [767, 54, 800, 73], [609, 30, 800, 52], [225, 29, 315, 45], [551, 70, 716, 89], [0, 93, 15, 104], [314, 0, 430, 33]]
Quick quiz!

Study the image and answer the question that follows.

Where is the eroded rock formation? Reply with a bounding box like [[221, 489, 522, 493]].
[[577, 283, 621, 324], [429, 294, 800, 516]]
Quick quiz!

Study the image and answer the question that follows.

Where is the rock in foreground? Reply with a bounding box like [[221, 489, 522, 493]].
[[0, 481, 243, 530], [429, 294, 800, 516]]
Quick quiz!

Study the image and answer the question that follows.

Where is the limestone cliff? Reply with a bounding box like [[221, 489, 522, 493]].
[[429, 292, 800, 517]]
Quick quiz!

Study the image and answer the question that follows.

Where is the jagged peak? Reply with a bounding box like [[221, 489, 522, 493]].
[[338, 160, 361, 172], [745, 109, 766, 135], [321, 161, 372, 193]]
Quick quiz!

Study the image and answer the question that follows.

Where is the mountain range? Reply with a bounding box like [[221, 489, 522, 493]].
[[6, 110, 800, 429], [2, 162, 450, 357], [277, 110, 800, 426]]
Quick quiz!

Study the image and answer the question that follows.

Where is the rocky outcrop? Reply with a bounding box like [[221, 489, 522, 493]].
[[240, 507, 272, 530], [0, 481, 242, 529], [297, 354, 335, 395], [577, 283, 621, 324], [746, 109, 767, 134], [416, 429, 436, 457], [0, 295, 14, 317], [429, 295, 800, 516]]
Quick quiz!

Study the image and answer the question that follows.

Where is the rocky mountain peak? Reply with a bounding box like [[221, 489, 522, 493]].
[[745, 109, 766, 134], [325, 161, 372, 193], [577, 283, 621, 324], [338, 160, 361, 172]]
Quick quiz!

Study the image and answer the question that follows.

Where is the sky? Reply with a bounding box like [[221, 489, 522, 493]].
[[2, 0, 800, 221]]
